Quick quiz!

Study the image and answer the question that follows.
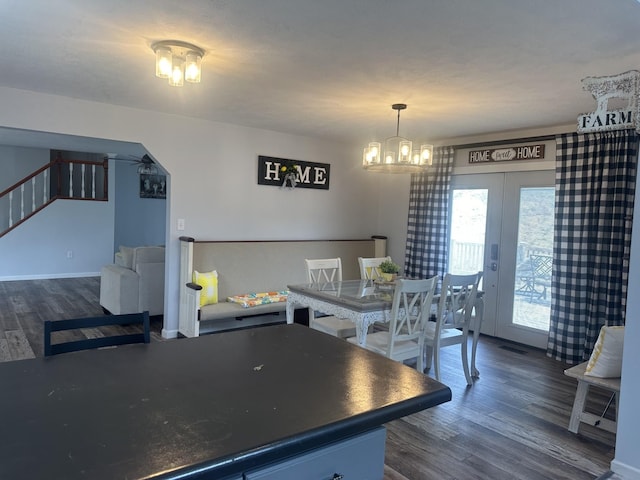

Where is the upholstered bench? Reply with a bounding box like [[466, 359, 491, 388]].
[[564, 361, 620, 434], [178, 236, 387, 337]]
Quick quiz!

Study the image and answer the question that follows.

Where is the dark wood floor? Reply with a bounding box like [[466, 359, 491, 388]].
[[0, 278, 616, 479]]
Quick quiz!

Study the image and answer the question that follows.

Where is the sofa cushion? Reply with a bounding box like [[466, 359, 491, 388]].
[[119, 246, 135, 269], [193, 270, 219, 307], [585, 325, 624, 378], [199, 301, 286, 322], [227, 291, 288, 308], [133, 246, 165, 266]]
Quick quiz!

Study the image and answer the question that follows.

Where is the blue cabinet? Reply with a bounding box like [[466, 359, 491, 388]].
[[244, 427, 386, 480]]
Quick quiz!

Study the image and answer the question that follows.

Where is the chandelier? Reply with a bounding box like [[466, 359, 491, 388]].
[[362, 104, 433, 173], [152, 40, 205, 87]]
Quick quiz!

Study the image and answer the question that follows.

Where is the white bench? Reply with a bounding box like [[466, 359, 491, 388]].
[[564, 361, 620, 434]]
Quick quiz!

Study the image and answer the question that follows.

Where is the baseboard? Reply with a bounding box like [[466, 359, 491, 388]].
[[610, 458, 640, 478], [0, 272, 100, 281], [161, 328, 179, 339]]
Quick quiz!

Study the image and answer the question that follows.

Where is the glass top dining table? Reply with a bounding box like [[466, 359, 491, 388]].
[[286, 279, 485, 379], [286, 279, 397, 345]]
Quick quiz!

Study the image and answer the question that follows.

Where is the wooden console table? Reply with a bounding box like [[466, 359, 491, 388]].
[[0, 323, 451, 479]]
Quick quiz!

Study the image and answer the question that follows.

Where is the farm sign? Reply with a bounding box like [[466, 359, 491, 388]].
[[469, 144, 545, 164], [577, 70, 639, 133]]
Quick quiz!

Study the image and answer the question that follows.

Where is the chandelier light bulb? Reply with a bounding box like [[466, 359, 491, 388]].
[[169, 59, 184, 87], [385, 152, 395, 164], [420, 144, 433, 166], [185, 51, 202, 83], [155, 47, 172, 78]]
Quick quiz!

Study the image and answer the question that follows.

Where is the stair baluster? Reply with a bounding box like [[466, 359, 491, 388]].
[[0, 156, 109, 238]]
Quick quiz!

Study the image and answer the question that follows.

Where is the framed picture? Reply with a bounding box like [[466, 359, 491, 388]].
[[139, 174, 166, 199]]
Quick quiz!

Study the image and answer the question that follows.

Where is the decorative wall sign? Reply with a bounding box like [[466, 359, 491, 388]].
[[140, 174, 166, 199], [578, 70, 639, 133], [257, 155, 330, 190], [468, 144, 546, 164]]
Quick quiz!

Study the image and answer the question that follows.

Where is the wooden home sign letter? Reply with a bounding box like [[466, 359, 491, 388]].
[[257, 155, 331, 190]]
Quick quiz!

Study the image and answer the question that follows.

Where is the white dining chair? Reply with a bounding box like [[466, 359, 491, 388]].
[[358, 256, 392, 280], [424, 271, 483, 386], [304, 258, 356, 339], [347, 276, 437, 372]]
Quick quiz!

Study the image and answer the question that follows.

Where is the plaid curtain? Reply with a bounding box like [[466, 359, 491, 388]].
[[404, 146, 455, 280], [548, 130, 638, 363]]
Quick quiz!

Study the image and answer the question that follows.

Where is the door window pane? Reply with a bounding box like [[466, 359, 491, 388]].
[[449, 189, 487, 276], [513, 187, 554, 331]]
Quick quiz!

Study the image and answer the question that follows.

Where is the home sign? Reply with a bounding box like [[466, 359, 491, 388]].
[[469, 144, 545, 163], [257, 155, 330, 190]]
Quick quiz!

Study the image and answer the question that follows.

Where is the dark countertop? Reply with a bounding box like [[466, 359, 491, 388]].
[[0, 323, 451, 479]]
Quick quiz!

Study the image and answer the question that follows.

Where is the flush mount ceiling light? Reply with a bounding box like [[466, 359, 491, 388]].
[[362, 104, 433, 174], [151, 40, 205, 87]]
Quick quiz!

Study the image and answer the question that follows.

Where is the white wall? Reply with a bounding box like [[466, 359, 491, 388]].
[[0, 85, 380, 337], [375, 174, 411, 268]]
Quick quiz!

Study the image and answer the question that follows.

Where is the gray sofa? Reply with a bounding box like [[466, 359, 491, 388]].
[[100, 246, 165, 316]]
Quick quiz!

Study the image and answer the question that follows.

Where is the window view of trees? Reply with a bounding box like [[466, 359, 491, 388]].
[[518, 187, 554, 252]]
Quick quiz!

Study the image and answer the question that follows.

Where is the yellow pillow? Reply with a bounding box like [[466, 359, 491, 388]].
[[193, 270, 218, 307]]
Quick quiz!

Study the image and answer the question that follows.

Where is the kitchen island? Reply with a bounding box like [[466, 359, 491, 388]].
[[0, 323, 451, 479]]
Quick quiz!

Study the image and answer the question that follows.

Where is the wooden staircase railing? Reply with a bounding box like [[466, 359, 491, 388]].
[[0, 155, 108, 238]]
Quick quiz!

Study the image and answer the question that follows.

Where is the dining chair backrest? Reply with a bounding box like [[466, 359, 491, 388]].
[[424, 272, 482, 385], [386, 276, 438, 358], [305, 258, 343, 283], [44, 311, 150, 356], [436, 272, 483, 331], [358, 256, 392, 280]]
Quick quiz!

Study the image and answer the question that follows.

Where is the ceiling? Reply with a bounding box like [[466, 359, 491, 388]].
[[2, 0, 640, 148]]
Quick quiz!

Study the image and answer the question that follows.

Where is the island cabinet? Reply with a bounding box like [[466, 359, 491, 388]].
[[244, 427, 386, 480], [0, 324, 450, 480]]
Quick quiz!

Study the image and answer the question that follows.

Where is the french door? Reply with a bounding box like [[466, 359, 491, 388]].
[[449, 171, 555, 349]]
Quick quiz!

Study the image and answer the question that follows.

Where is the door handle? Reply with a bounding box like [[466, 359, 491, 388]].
[[487, 262, 498, 271]]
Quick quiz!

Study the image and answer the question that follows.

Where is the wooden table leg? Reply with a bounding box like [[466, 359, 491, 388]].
[[568, 380, 589, 434]]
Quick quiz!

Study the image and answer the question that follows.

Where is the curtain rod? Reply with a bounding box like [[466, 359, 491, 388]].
[[450, 134, 557, 150]]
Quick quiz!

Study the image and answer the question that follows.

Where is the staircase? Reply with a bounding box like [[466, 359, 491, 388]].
[[0, 155, 108, 238]]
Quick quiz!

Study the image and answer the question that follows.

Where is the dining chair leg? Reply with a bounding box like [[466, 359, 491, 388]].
[[433, 347, 441, 381], [461, 338, 473, 386], [471, 299, 484, 378], [471, 328, 481, 378], [424, 346, 434, 370], [417, 345, 425, 373]]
